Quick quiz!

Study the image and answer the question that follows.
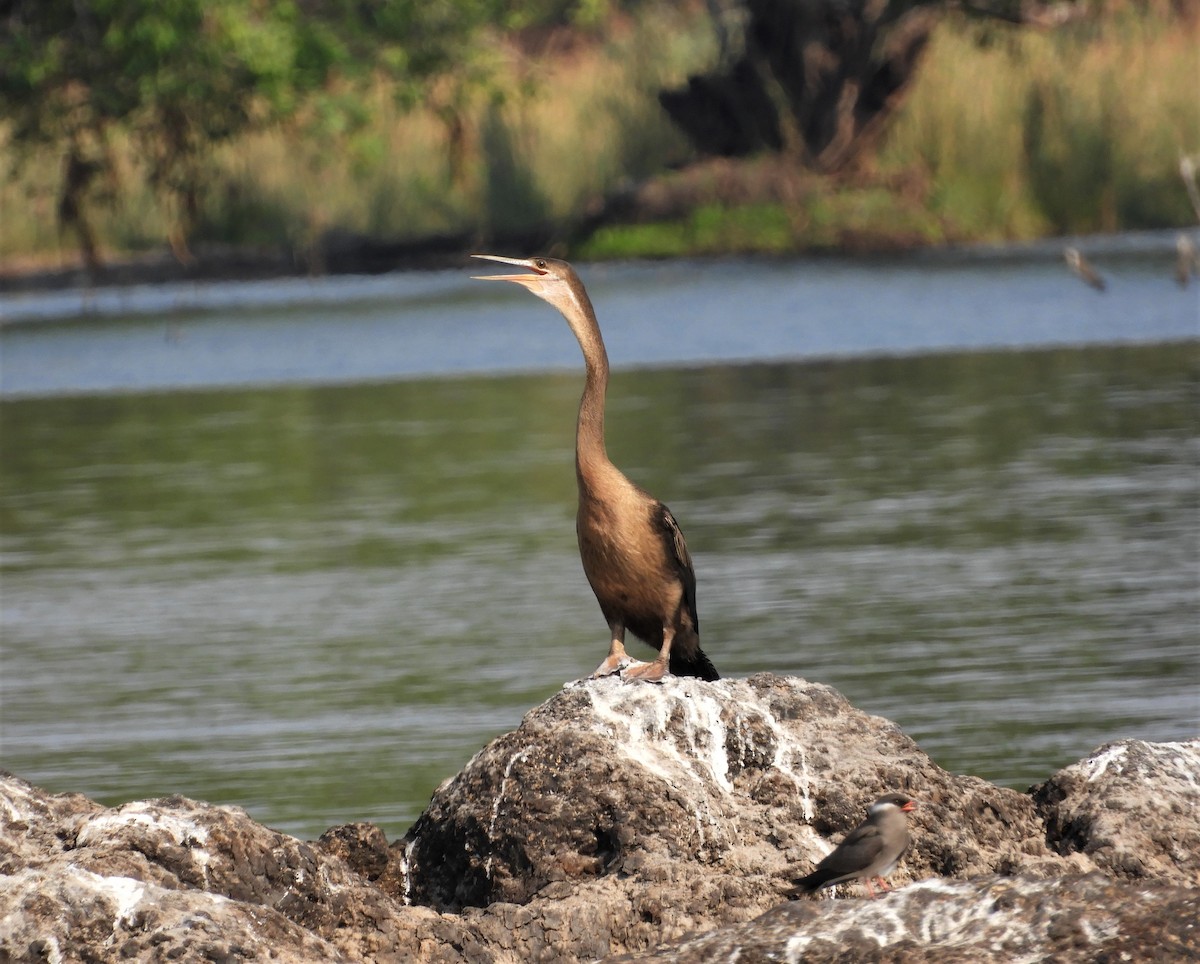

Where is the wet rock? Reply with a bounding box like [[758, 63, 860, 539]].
[[403, 673, 1078, 922], [611, 874, 1200, 962], [0, 775, 433, 962], [1, 865, 344, 963], [1032, 738, 1200, 885], [1, 674, 1196, 963], [315, 821, 408, 893]]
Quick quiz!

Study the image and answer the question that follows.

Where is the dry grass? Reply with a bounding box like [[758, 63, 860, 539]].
[[880, 12, 1200, 239]]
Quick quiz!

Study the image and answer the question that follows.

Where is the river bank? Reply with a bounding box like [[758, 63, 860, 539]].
[[4, 9, 1195, 284], [1, 214, 1193, 301], [0, 162, 963, 297]]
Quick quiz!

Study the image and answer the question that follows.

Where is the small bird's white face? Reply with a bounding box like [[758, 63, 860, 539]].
[[868, 794, 918, 816]]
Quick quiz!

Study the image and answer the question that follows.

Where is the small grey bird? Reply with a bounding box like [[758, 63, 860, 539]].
[[1064, 247, 1106, 292], [1175, 234, 1198, 288], [791, 793, 918, 898], [1181, 155, 1200, 222]]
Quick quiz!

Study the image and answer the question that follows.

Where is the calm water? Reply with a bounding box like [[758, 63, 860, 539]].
[[1, 239, 1198, 840]]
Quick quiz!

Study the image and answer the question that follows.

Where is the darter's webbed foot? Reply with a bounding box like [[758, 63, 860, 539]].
[[621, 659, 668, 683], [591, 653, 633, 678]]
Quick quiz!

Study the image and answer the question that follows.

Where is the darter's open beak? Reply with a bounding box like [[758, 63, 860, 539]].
[[470, 254, 549, 288]]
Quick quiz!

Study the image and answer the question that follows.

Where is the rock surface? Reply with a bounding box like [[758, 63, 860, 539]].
[[1, 673, 1196, 962], [612, 874, 1200, 962], [1032, 738, 1200, 886]]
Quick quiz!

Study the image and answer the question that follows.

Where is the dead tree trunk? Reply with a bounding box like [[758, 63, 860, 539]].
[[659, 0, 940, 173], [58, 145, 103, 274]]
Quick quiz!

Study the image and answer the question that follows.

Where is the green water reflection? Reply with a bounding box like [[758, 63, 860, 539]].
[[2, 341, 1196, 838]]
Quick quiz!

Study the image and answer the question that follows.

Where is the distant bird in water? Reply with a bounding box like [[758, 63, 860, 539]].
[[791, 793, 918, 898], [1181, 154, 1200, 223], [472, 255, 719, 683], [1175, 234, 1198, 288], [1064, 247, 1106, 292]]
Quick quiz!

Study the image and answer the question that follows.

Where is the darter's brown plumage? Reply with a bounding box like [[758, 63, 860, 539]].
[[472, 255, 719, 683]]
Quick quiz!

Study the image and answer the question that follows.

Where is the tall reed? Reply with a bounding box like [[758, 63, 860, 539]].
[[880, 13, 1200, 239]]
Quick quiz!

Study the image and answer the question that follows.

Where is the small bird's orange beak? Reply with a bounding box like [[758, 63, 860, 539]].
[[470, 254, 549, 288], [902, 800, 918, 813]]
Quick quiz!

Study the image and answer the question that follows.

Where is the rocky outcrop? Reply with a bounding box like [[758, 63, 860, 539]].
[[1, 674, 1196, 962], [612, 874, 1200, 962], [0, 781, 406, 961], [403, 675, 1082, 914], [1032, 738, 1200, 885]]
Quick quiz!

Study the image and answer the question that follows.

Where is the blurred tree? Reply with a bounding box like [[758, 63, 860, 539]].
[[661, 0, 942, 173], [0, 0, 493, 268], [661, 0, 1103, 174]]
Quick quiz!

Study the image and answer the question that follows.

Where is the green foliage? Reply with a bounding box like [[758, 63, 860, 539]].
[[0, 0, 499, 259], [1, 5, 1196, 264], [579, 186, 949, 260], [581, 204, 795, 259]]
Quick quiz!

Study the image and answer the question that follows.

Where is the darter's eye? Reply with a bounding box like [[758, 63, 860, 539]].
[[535, 259, 547, 269]]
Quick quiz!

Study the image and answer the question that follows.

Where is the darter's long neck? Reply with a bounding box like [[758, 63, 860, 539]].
[[567, 297, 612, 489]]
